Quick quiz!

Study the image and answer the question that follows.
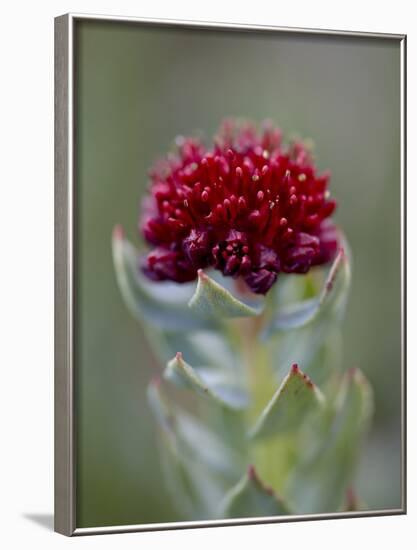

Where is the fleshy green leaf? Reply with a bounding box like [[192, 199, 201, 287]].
[[147, 379, 242, 479], [188, 269, 264, 319], [263, 248, 351, 338], [147, 379, 201, 518], [155, 329, 241, 373], [250, 364, 325, 440], [268, 322, 342, 387], [286, 368, 373, 514], [268, 298, 319, 331], [220, 465, 291, 518], [273, 270, 318, 309], [112, 226, 213, 330], [175, 409, 245, 481], [147, 379, 240, 519], [164, 352, 249, 410]]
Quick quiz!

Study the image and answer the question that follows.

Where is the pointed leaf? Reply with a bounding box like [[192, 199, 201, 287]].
[[147, 379, 201, 518], [286, 368, 373, 514], [268, 298, 319, 331], [164, 352, 249, 410], [250, 364, 325, 440], [263, 248, 351, 337], [188, 269, 264, 319], [112, 226, 213, 330], [156, 329, 241, 373], [220, 465, 290, 519], [268, 322, 342, 386], [342, 487, 366, 512], [147, 379, 240, 519], [175, 409, 244, 481], [147, 379, 242, 478], [147, 377, 174, 437]]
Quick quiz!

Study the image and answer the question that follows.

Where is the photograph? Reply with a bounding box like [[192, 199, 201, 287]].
[[55, 14, 405, 533]]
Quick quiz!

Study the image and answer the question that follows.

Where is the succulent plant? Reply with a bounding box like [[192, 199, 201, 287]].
[[112, 120, 373, 521]]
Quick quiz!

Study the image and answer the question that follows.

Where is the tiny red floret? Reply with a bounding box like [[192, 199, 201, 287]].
[[140, 119, 339, 294]]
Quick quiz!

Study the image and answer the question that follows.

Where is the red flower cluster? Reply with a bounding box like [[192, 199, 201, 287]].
[[140, 120, 338, 294]]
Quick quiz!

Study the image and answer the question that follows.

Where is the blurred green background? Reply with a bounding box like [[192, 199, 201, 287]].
[[74, 20, 402, 527]]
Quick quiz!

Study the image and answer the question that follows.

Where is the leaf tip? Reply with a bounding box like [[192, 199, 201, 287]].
[[113, 224, 125, 241], [247, 465, 278, 497], [347, 367, 366, 385], [344, 486, 361, 512], [150, 374, 162, 388], [290, 363, 314, 389], [346, 367, 369, 389], [197, 269, 209, 282], [347, 366, 358, 378], [247, 463, 256, 481], [291, 363, 300, 374]]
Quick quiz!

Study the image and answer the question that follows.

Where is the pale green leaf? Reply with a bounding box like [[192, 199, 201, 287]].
[[286, 368, 373, 514], [176, 409, 244, 481], [220, 465, 290, 518], [268, 298, 319, 331], [147, 380, 240, 519], [250, 364, 325, 440], [164, 352, 249, 410], [269, 322, 342, 386], [112, 226, 213, 330], [263, 248, 351, 338], [157, 329, 241, 373], [188, 269, 264, 319], [147, 380, 201, 518]]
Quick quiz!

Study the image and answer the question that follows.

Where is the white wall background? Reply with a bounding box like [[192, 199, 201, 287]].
[[0, 1, 414, 548]]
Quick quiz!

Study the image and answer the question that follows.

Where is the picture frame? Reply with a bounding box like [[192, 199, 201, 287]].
[[55, 13, 406, 536]]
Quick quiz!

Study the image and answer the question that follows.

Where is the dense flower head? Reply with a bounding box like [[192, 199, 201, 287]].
[[140, 119, 339, 294]]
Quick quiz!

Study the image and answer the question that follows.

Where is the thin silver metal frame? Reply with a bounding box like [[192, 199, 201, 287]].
[[54, 12, 407, 537]]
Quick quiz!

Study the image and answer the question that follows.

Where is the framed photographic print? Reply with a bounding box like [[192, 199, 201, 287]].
[[54, 13, 406, 536]]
